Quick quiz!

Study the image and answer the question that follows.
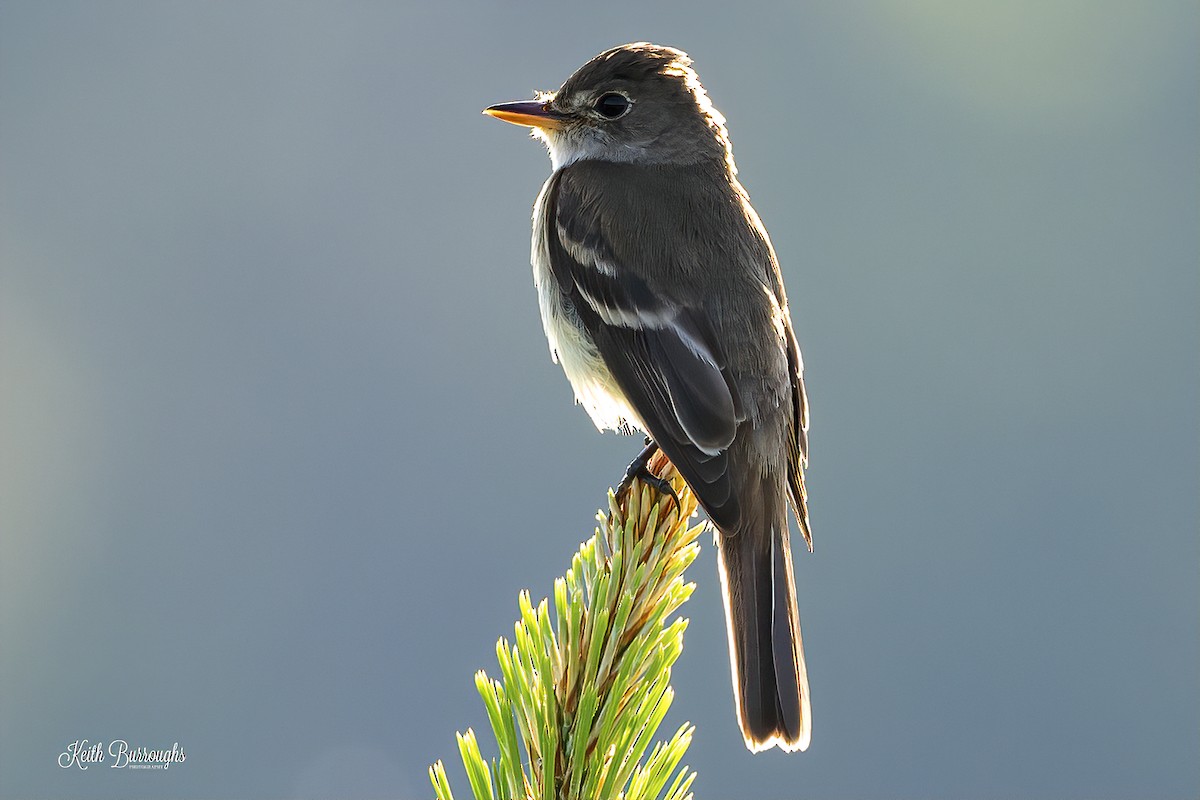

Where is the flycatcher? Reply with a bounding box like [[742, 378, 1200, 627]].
[[485, 42, 814, 753]]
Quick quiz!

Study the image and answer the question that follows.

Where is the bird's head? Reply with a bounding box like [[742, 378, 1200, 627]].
[[485, 43, 735, 172]]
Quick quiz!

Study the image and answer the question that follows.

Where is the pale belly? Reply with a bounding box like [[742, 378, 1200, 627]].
[[531, 179, 643, 434]]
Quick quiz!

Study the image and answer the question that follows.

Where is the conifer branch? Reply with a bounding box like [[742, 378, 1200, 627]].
[[430, 451, 701, 800]]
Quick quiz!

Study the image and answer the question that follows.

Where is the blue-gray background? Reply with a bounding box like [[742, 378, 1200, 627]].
[[2, 2, 1196, 798]]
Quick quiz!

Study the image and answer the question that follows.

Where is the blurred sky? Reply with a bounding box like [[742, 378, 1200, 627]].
[[1, 2, 1197, 798]]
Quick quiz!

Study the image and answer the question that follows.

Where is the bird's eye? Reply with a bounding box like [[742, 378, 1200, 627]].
[[594, 92, 630, 119]]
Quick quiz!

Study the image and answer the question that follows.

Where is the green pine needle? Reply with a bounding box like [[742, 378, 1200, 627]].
[[431, 454, 702, 800]]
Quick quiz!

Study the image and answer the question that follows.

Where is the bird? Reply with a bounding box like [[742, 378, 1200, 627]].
[[484, 42, 813, 753]]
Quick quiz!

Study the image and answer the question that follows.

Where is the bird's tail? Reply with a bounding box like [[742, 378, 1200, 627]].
[[714, 478, 811, 752]]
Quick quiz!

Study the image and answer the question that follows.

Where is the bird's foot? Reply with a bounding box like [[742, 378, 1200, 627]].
[[616, 440, 680, 509]]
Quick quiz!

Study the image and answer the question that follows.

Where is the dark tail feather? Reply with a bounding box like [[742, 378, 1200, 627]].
[[715, 481, 811, 752]]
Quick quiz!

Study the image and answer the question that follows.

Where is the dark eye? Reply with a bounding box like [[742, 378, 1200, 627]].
[[594, 92, 630, 119]]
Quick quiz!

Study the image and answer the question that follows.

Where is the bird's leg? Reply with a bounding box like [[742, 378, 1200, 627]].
[[616, 438, 680, 509]]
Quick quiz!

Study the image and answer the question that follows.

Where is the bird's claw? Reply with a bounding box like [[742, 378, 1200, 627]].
[[616, 440, 680, 510]]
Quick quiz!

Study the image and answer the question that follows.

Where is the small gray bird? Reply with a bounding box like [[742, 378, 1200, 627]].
[[485, 42, 813, 753]]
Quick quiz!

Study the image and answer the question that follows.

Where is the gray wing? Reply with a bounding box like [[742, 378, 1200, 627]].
[[545, 166, 748, 530]]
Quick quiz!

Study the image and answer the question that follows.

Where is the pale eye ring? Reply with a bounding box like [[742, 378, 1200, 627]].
[[594, 92, 631, 119]]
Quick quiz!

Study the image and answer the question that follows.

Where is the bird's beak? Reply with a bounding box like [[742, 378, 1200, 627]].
[[483, 100, 564, 130]]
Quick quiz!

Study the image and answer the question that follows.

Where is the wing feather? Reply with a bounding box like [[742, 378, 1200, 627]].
[[545, 169, 743, 528]]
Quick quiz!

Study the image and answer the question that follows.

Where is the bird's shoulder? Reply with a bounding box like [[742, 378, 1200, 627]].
[[549, 159, 776, 302]]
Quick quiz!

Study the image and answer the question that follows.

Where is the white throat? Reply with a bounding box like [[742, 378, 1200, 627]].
[[535, 128, 646, 172]]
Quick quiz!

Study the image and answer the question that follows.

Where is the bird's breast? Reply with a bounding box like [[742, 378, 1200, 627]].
[[531, 177, 643, 434]]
